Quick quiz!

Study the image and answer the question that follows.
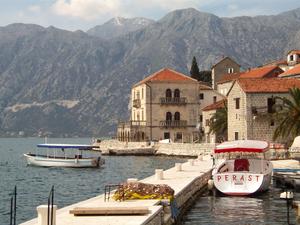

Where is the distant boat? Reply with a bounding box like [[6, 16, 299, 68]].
[[24, 144, 104, 168], [212, 140, 273, 196]]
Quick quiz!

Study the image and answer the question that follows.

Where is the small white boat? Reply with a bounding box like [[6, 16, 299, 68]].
[[212, 140, 273, 196], [24, 144, 104, 168]]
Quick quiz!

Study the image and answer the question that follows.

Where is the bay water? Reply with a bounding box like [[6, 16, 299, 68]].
[[1, 138, 299, 225]]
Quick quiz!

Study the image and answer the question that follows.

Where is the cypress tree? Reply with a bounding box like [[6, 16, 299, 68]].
[[190, 56, 200, 80]]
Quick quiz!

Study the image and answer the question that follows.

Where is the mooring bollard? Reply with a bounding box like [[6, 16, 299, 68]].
[[127, 178, 138, 183], [188, 159, 194, 166], [37, 205, 57, 225], [175, 163, 182, 171], [155, 169, 164, 180]]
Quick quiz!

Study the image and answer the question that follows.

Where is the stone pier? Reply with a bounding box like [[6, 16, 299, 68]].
[[20, 157, 213, 225]]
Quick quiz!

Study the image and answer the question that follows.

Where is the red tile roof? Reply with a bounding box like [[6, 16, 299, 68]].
[[217, 65, 283, 84], [236, 78, 300, 93], [279, 64, 300, 77], [133, 68, 197, 87], [239, 65, 283, 78], [202, 99, 226, 111], [287, 50, 300, 55]]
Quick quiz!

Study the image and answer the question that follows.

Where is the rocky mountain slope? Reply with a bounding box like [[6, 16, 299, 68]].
[[0, 8, 300, 137], [87, 17, 154, 39]]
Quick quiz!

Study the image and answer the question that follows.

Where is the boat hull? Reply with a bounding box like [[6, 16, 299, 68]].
[[24, 154, 103, 168], [213, 172, 272, 196]]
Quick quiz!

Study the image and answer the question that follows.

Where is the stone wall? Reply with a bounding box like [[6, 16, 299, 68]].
[[155, 143, 215, 156], [227, 82, 247, 141], [95, 140, 215, 156]]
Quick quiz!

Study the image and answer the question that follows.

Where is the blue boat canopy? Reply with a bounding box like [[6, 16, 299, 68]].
[[37, 144, 98, 150]]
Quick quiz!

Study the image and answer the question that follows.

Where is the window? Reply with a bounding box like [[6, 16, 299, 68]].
[[235, 98, 240, 109], [141, 109, 144, 121], [267, 98, 275, 113], [228, 68, 234, 74], [235, 132, 239, 140], [174, 112, 180, 121], [205, 119, 210, 126], [199, 115, 203, 122], [213, 96, 217, 103], [136, 91, 140, 99], [166, 112, 172, 121], [174, 89, 180, 98], [164, 132, 170, 139], [199, 93, 204, 100], [290, 55, 294, 61], [166, 89, 172, 98], [142, 88, 144, 99], [270, 119, 275, 126], [176, 132, 182, 140]]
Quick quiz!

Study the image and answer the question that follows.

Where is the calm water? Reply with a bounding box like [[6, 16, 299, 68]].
[[1, 138, 299, 225], [0, 138, 185, 224], [182, 181, 300, 225]]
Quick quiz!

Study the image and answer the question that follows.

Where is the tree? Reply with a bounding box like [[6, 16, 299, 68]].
[[190, 56, 200, 80], [199, 70, 212, 85], [190, 56, 212, 84], [209, 102, 227, 142], [273, 87, 300, 145]]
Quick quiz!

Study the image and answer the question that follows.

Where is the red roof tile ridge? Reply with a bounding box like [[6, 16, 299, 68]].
[[133, 68, 197, 87], [202, 99, 226, 111], [279, 64, 300, 77]]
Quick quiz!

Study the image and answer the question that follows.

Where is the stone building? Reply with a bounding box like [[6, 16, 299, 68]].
[[217, 65, 283, 96], [117, 68, 224, 143], [265, 49, 300, 72], [211, 56, 240, 90], [227, 78, 300, 142]]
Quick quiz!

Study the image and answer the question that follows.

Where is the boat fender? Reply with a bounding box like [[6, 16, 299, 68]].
[[208, 179, 214, 190]]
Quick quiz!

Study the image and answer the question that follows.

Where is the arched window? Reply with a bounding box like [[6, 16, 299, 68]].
[[174, 89, 180, 98], [166, 112, 172, 121], [166, 89, 172, 98], [174, 112, 180, 121]]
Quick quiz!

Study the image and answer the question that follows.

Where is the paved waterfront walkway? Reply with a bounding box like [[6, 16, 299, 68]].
[[20, 158, 213, 225]]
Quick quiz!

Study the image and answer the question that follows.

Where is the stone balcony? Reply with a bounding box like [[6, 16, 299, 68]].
[[159, 120, 188, 128], [160, 97, 187, 105]]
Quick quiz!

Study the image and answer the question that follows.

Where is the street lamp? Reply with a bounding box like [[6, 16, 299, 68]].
[[280, 190, 294, 225]]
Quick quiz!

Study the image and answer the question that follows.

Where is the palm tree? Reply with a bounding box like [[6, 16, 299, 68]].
[[273, 87, 300, 144], [209, 103, 227, 142]]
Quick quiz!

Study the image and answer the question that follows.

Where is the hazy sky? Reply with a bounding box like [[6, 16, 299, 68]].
[[1, 0, 300, 31]]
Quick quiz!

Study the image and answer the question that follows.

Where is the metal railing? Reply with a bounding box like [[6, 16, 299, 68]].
[[160, 97, 186, 105], [104, 184, 124, 202], [159, 120, 187, 127], [10, 186, 17, 225], [47, 186, 54, 225]]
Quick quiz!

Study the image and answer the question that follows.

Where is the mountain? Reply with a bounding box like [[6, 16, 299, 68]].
[[1, 8, 300, 137], [87, 17, 155, 39]]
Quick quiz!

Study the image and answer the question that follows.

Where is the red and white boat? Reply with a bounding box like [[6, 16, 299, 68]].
[[212, 140, 273, 196]]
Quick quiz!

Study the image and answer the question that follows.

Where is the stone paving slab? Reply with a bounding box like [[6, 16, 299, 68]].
[[20, 158, 213, 225]]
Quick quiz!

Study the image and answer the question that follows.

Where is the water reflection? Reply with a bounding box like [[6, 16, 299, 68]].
[[182, 185, 299, 225]]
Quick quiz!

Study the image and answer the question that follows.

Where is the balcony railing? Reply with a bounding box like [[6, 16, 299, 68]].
[[160, 97, 187, 105], [133, 99, 141, 108], [159, 120, 187, 127], [251, 105, 282, 115], [118, 120, 147, 128]]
